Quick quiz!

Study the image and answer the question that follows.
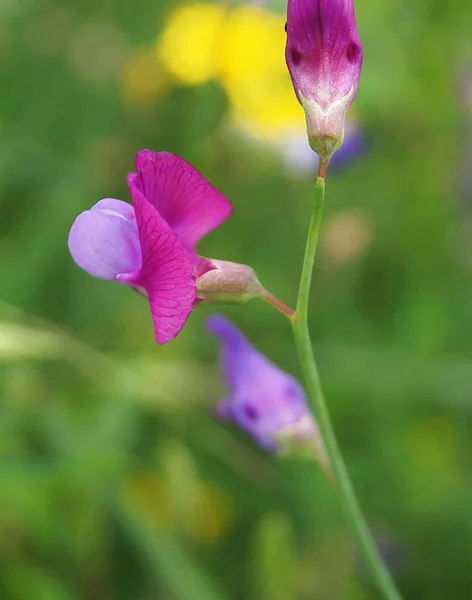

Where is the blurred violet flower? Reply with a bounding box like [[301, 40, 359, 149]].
[[285, 0, 363, 158], [207, 315, 329, 468], [330, 119, 366, 169], [68, 150, 232, 344]]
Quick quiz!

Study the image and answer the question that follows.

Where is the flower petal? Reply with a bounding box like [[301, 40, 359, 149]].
[[92, 198, 137, 221], [206, 314, 250, 351], [68, 207, 141, 280], [215, 399, 234, 421], [129, 150, 232, 249], [207, 315, 312, 450], [206, 314, 253, 389], [130, 180, 196, 344], [285, 0, 363, 108]]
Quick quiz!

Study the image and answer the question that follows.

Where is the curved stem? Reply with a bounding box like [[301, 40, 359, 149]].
[[291, 167, 403, 600], [261, 290, 295, 318]]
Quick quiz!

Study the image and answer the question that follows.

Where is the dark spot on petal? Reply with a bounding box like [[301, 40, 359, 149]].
[[285, 382, 301, 399], [284, 22, 287, 33], [290, 49, 302, 66], [243, 403, 258, 421], [346, 42, 360, 63]]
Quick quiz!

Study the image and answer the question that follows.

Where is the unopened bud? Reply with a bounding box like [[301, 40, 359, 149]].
[[285, 0, 363, 160], [197, 259, 265, 304], [298, 91, 354, 158]]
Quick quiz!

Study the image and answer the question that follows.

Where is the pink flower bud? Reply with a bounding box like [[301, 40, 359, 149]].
[[196, 260, 266, 304], [285, 0, 363, 159]]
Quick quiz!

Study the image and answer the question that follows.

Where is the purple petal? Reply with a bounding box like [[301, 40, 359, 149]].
[[207, 315, 311, 450], [130, 182, 196, 345], [206, 314, 250, 352], [206, 315, 254, 389], [285, 0, 363, 109], [92, 198, 137, 221], [128, 150, 232, 250], [68, 203, 141, 281], [215, 399, 234, 421]]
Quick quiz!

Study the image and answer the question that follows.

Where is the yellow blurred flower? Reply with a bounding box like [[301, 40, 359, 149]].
[[156, 3, 226, 86], [220, 5, 303, 141], [181, 481, 232, 544], [125, 472, 231, 544], [155, 2, 304, 143], [121, 46, 167, 106], [125, 473, 174, 528]]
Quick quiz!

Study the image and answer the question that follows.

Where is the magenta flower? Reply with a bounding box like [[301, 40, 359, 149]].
[[285, 0, 363, 157], [207, 315, 326, 459], [68, 151, 232, 344]]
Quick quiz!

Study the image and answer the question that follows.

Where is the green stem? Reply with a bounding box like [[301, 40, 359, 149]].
[[291, 164, 403, 600]]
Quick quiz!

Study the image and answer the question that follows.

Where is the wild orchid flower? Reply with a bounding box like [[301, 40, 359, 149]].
[[285, 0, 363, 159], [68, 150, 232, 344], [207, 315, 328, 467]]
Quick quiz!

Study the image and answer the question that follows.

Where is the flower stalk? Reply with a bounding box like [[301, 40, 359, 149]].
[[291, 163, 403, 600], [261, 290, 295, 318]]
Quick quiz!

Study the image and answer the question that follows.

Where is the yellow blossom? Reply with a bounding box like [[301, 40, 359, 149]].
[[125, 473, 174, 528], [182, 482, 232, 544], [125, 471, 231, 543], [156, 3, 226, 85], [219, 5, 303, 142], [155, 3, 305, 143]]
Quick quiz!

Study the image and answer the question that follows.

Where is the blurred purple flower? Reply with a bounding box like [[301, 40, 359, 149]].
[[207, 315, 327, 461], [329, 119, 366, 169], [68, 151, 232, 344], [285, 0, 363, 156]]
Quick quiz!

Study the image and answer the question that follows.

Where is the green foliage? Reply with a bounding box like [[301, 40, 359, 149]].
[[1, 0, 472, 598]]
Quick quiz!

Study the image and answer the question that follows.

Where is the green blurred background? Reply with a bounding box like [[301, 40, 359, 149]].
[[1, 0, 472, 598]]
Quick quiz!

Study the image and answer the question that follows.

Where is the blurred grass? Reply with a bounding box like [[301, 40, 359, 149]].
[[1, 0, 472, 598]]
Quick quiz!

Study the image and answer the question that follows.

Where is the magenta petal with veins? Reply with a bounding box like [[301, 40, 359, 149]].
[[131, 150, 232, 250], [128, 180, 195, 345], [68, 151, 232, 344]]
